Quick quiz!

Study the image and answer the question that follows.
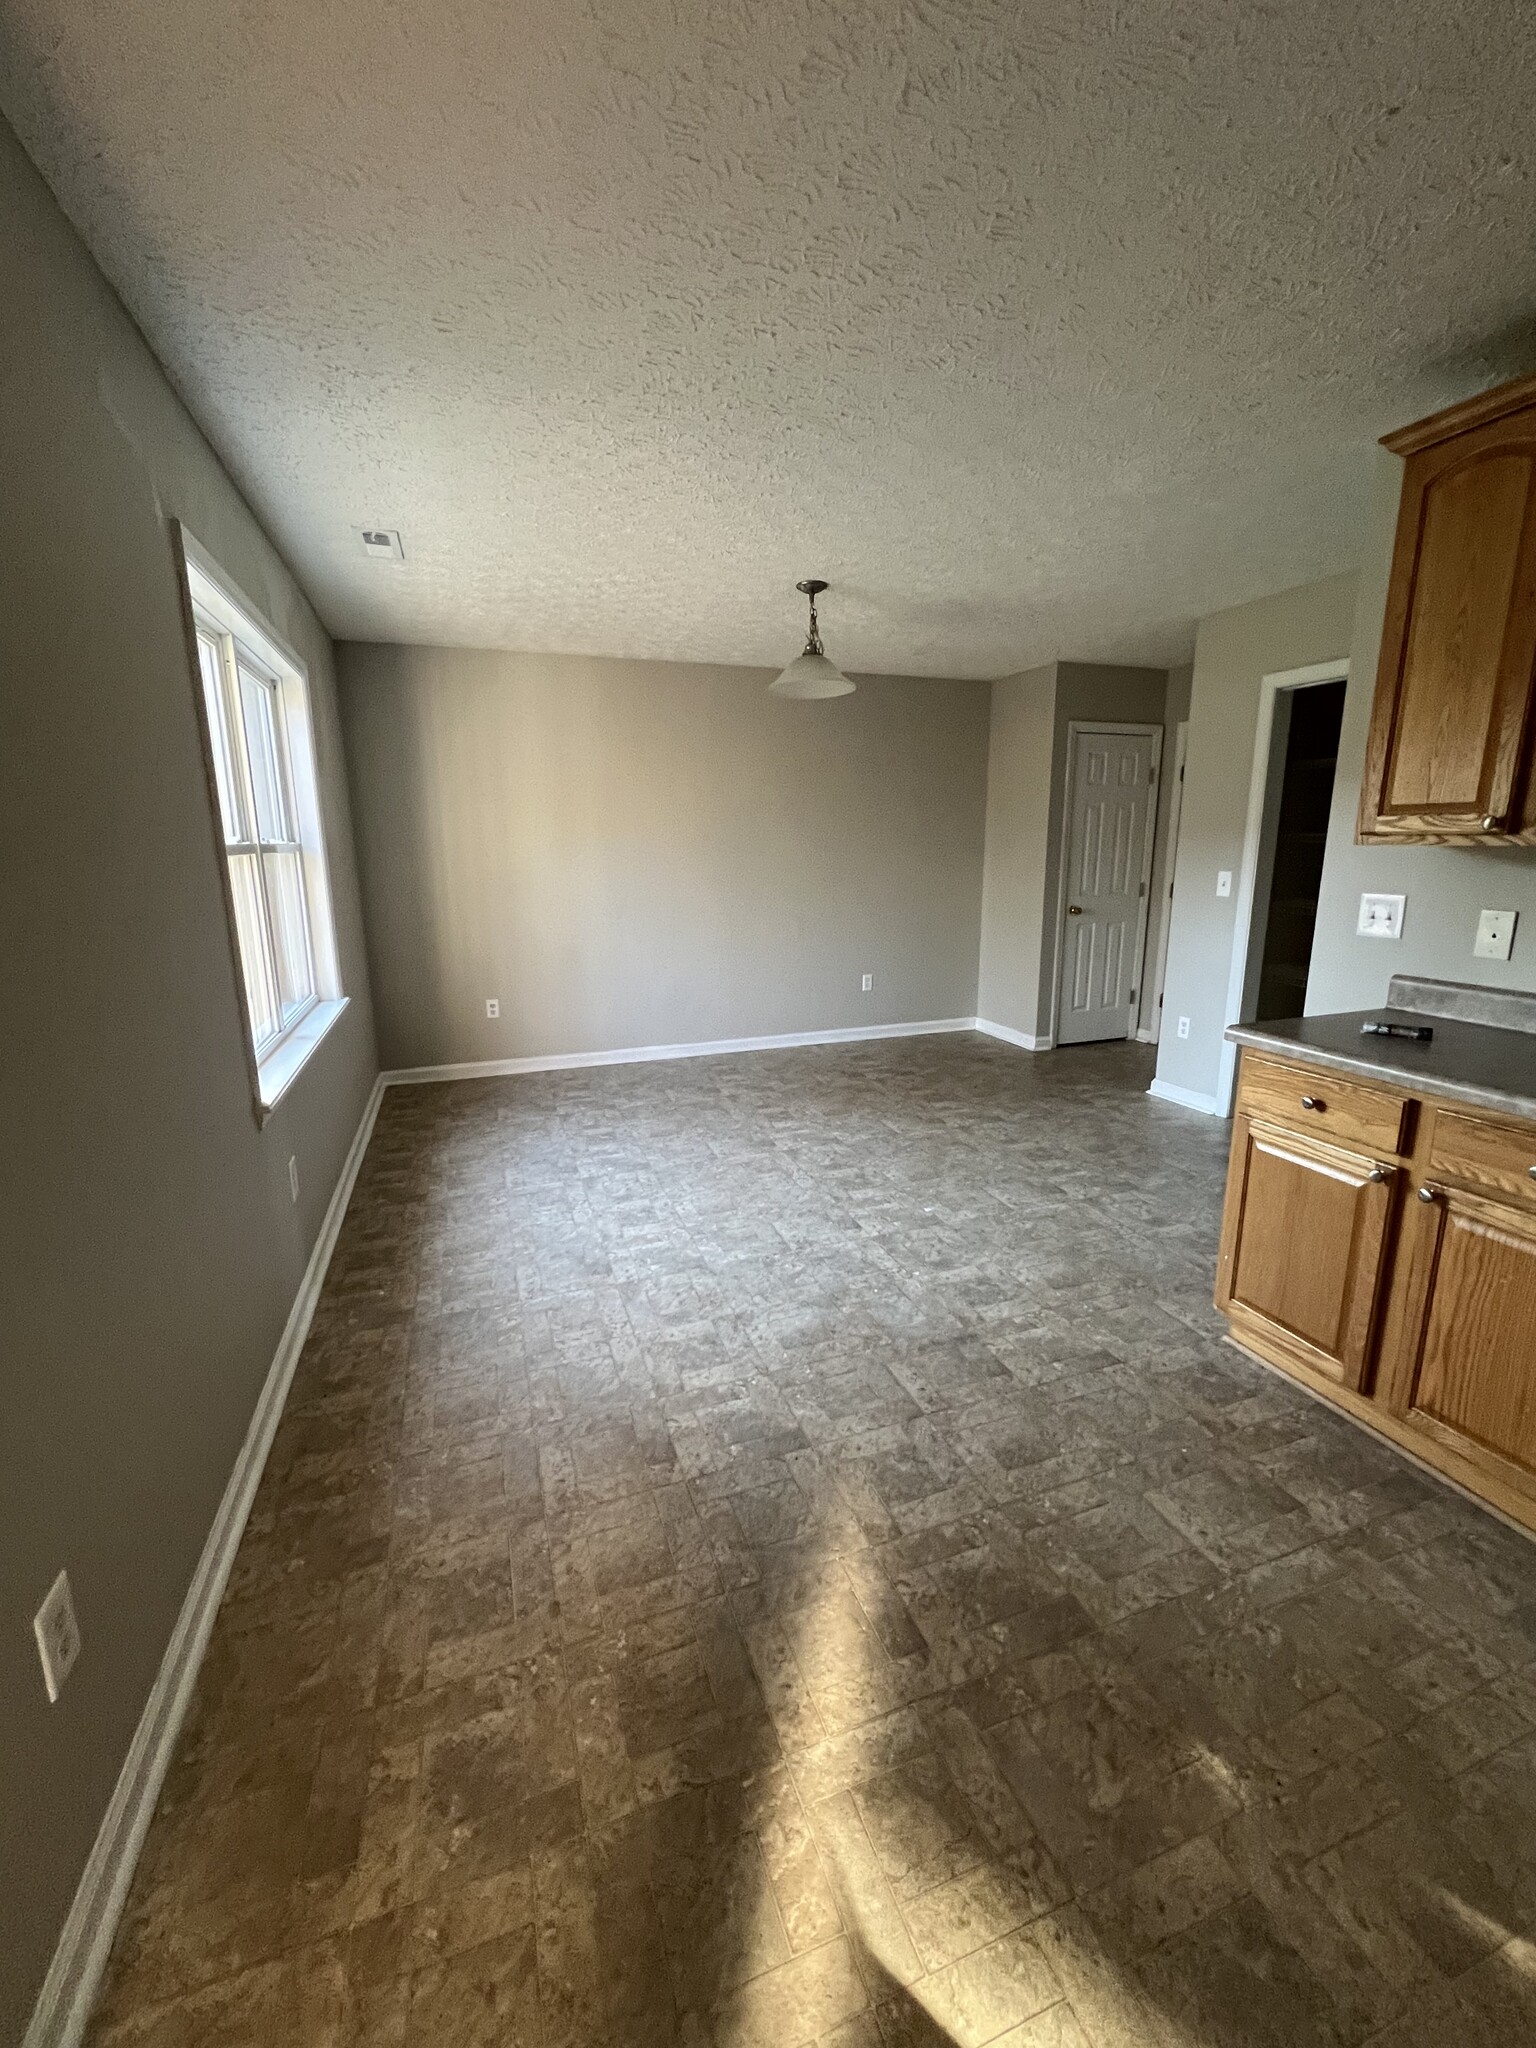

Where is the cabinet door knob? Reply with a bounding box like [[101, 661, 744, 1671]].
[[1482, 815, 1501, 832], [1528, 1164, 1536, 1182], [1365, 1165, 1395, 1183], [1417, 1183, 1442, 1203], [1067, 904, 1083, 916], [1300, 1095, 1324, 1111]]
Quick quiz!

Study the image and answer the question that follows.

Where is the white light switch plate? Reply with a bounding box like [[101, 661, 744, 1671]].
[[1216, 871, 1232, 898], [1358, 893, 1405, 939], [1474, 908, 1517, 961]]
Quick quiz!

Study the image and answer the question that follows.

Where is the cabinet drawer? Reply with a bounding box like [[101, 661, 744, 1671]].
[[1426, 1106, 1536, 1206], [1237, 1055, 1409, 1155]]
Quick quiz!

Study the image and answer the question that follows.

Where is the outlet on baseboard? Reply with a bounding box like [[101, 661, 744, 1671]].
[[485, 998, 500, 1019], [34, 1569, 81, 1702]]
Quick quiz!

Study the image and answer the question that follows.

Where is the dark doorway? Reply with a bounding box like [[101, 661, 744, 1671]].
[[1251, 679, 1346, 1020]]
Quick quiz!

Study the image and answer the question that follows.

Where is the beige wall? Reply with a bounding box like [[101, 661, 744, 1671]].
[[0, 113, 377, 2041], [339, 643, 991, 1069], [1309, 448, 1536, 1011], [976, 665, 1058, 1040], [1141, 661, 1193, 1040], [1152, 573, 1359, 1108], [977, 662, 1168, 1045]]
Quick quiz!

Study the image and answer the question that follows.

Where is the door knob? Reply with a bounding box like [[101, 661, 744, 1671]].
[[1067, 905, 1083, 916], [1364, 1165, 1395, 1183], [1300, 1096, 1325, 1111], [1417, 1184, 1442, 1203]]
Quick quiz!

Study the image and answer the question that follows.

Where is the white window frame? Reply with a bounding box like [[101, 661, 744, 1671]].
[[177, 527, 347, 1118]]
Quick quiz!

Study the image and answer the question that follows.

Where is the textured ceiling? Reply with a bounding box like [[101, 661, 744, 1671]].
[[4, 2, 1535, 678]]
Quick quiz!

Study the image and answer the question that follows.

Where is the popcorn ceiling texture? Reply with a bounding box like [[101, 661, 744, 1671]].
[[2, 0, 1534, 676]]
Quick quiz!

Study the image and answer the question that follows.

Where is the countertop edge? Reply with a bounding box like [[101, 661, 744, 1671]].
[[1225, 1023, 1536, 1125]]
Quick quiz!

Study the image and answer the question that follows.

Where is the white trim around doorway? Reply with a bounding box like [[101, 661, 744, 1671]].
[[1215, 659, 1349, 1114]]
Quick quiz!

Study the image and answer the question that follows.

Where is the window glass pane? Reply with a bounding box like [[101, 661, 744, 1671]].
[[229, 850, 280, 1047], [198, 633, 244, 843], [263, 849, 315, 1020], [238, 666, 288, 843]]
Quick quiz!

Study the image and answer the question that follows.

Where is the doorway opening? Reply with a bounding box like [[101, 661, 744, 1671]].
[[1249, 679, 1346, 1021], [1216, 659, 1349, 1112]]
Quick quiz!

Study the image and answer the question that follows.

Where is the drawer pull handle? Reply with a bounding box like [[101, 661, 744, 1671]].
[[1418, 1183, 1442, 1203], [1300, 1095, 1325, 1111], [1365, 1165, 1395, 1183]]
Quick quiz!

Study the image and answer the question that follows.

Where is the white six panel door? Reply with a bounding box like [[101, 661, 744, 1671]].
[[1056, 728, 1158, 1045]]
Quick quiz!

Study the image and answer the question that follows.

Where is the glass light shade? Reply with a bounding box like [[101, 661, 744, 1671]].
[[769, 650, 855, 699]]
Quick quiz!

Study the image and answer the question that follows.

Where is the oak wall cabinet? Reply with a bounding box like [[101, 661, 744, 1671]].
[[1218, 1046, 1536, 1535], [1358, 371, 1536, 845]]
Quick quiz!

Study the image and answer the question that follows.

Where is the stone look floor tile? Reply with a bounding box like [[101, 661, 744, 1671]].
[[83, 1040, 1536, 2047]]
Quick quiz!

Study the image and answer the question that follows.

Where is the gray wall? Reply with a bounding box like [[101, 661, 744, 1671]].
[[1309, 448, 1536, 1010], [0, 114, 377, 2041], [1141, 662, 1194, 1040], [977, 665, 1058, 1039], [977, 662, 1168, 1044], [339, 642, 991, 1069], [1153, 573, 1359, 1106]]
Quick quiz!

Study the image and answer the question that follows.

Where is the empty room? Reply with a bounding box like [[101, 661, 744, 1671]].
[[7, 5, 1536, 2046]]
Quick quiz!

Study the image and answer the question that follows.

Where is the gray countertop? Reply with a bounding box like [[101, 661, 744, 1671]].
[[1227, 1008, 1536, 1123]]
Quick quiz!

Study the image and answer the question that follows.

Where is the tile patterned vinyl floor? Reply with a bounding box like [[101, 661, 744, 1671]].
[[88, 1037, 1536, 2047]]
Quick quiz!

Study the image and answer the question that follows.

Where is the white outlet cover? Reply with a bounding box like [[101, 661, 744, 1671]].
[[485, 997, 500, 1018], [861, 973, 873, 992], [1474, 908, 1518, 961], [1177, 1016, 1191, 1039], [1358, 892, 1406, 939], [34, 1569, 81, 1703], [1216, 870, 1233, 898]]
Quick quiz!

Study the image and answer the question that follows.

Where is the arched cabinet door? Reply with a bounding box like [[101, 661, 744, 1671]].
[[1359, 374, 1536, 846]]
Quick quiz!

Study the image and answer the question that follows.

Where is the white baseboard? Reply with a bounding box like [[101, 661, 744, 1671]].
[[973, 1018, 1053, 1053], [384, 1017, 978, 1085], [1134, 1026, 1160, 1045], [1147, 1075, 1226, 1116], [24, 1074, 386, 2048]]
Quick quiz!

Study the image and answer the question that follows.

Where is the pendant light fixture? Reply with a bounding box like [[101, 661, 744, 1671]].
[[769, 579, 854, 698]]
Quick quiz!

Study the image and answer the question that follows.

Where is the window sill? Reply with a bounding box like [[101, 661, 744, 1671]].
[[257, 997, 350, 1119]]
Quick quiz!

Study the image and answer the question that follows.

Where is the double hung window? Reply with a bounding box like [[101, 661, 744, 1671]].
[[185, 544, 344, 1109]]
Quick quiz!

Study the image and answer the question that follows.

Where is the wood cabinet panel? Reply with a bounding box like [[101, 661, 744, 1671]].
[[1384, 1183, 1536, 1491], [1236, 1054, 1408, 1155], [1216, 1115, 1397, 1389], [1426, 1105, 1536, 1208], [1359, 374, 1536, 845]]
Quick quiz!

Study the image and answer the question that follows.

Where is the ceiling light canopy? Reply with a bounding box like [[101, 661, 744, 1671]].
[[770, 579, 854, 698]]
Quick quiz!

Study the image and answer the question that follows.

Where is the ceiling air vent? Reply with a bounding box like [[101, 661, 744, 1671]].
[[360, 528, 404, 562]]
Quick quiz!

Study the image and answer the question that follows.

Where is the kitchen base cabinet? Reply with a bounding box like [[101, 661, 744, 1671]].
[[1218, 1047, 1536, 1538], [1216, 1117, 1398, 1391]]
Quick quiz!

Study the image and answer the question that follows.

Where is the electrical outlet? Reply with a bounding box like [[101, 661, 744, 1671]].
[[1358, 893, 1406, 940], [287, 1155, 299, 1204], [1216, 871, 1232, 898], [1474, 908, 1517, 961], [34, 1570, 81, 1703], [1177, 1015, 1191, 1039], [485, 998, 500, 1019], [861, 973, 873, 992]]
